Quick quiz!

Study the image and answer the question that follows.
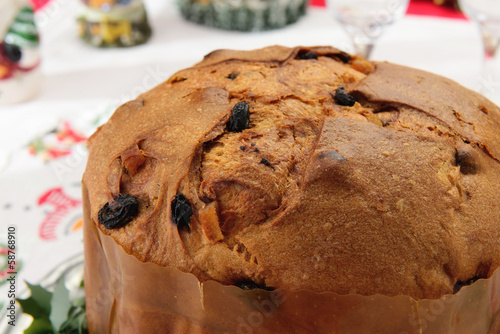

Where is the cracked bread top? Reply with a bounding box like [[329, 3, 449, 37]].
[[83, 45, 500, 299]]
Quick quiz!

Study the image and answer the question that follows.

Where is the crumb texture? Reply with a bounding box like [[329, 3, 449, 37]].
[[83, 46, 500, 299]]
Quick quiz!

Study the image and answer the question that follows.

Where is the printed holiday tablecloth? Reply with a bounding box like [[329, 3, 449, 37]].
[[0, 101, 114, 332]]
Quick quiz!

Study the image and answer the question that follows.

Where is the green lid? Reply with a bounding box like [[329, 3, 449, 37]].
[[4, 6, 39, 48]]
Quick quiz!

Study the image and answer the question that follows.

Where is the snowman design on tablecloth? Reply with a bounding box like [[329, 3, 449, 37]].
[[0, 3, 42, 105]]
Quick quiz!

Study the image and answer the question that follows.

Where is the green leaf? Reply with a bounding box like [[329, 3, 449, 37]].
[[16, 282, 55, 334], [50, 278, 72, 332], [26, 282, 53, 315], [17, 282, 52, 319], [17, 297, 47, 320], [16, 279, 88, 334], [59, 305, 88, 334], [24, 317, 54, 334]]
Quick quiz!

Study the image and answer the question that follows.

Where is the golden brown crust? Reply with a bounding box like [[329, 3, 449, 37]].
[[83, 45, 500, 299]]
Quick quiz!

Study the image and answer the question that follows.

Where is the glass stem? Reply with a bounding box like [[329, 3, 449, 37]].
[[478, 25, 500, 98], [353, 42, 375, 60], [482, 27, 499, 76]]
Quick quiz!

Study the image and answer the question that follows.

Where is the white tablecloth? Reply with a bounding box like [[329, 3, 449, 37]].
[[0, 1, 493, 332]]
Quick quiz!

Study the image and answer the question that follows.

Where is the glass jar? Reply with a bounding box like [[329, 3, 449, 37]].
[[78, 0, 152, 48]]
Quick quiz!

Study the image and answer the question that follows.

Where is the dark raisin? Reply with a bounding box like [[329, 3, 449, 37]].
[[227, 72, 238, 80], [328, 52, 351, 64], [98, 194, 139, 229], [171, 193, 193, 230], [453, 276, 480, 294], [3, 43, 22, 63], [260, 157, 274, 169], [236, 281, 273, 291], [254, 147, 260, 153], [251, 142, 256, 147], [227, 102, 250, 132], [239, 145, 245, 151], [455, 150, 478, 175], [297, 51, 318, 60], [333, 87, 356, 107]]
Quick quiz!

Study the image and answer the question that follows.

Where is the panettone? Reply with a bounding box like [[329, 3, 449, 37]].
[[82, 45, 500, 332]]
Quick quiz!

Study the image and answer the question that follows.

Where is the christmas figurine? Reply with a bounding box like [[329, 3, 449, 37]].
[[0, 3, 42, 105], [78, 0, 152, 48]]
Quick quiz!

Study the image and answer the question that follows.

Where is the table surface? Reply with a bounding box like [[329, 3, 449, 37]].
[[0, 1, 493, 331]]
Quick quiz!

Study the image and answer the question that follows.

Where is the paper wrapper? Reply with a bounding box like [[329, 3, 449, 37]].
[[84, 190, 500, 334]]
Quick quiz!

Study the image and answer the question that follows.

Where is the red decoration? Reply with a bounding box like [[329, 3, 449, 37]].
[[56, 121, 88, 143], [407, 0, 465, 19], [31, 0, 50, 11], [38, 187, 82, 241], [309, 0, 465, 19]]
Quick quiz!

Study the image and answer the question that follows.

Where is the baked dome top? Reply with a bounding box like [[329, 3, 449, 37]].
[[83, 45, 500, 299]]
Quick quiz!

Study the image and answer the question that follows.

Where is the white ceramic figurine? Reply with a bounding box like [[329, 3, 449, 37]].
[[0, 1, 42, 105]]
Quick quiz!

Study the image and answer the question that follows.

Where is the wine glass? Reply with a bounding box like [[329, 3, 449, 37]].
[[326, 0, 410, 59], [458, 0, 500, 104]]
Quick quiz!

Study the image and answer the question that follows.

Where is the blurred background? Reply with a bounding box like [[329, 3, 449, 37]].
[[0, 0, 492, 153]]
